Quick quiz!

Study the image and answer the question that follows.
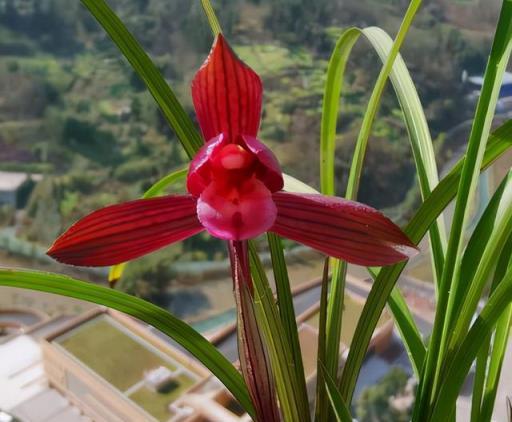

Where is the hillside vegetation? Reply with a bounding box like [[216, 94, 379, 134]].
[[0, 0, 499, 293]]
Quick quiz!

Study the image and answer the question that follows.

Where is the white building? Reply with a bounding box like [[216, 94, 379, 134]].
[[0, 171, 42, 208]]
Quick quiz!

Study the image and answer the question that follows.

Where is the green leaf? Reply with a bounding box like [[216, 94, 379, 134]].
[[142, 167, 188, 199], [315, 259, 331, 422], [429, 263, 512, 420], [81, 0, 203, 158], [320, 363, 353, 422], [366, 266, 425, 378], [418, 2, 512, 414], [266, 233, 308, 408], [471, 334, 491, 421], [388, 287, 426, 375], [248, 243, 311, 421], [320, 0, 434, 390], [339, 119, 512, 404], [448, 171, 512, 352], [200, 0, 222, 36], [344, 2, 423, 201], [320, 26, 360, 196], [479, 233, 512, 422], [0, 269, 254, 417]]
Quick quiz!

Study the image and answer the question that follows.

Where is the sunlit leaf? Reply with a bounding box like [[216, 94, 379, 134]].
[[417, 2, 512, 414], [0, 269, 254, 417], [321, 0, 423, 392], [320, 363, 353, 422], [340, 119, 512, 404]]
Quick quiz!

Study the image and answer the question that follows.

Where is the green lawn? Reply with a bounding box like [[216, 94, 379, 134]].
[[129, 374, 195, 422], [57, 316, 177, 391]]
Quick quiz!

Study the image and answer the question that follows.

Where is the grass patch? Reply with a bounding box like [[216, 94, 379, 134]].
[[235, 43, 313, 76], [128, 375, 195, 422], [57, 316, 177, 391]]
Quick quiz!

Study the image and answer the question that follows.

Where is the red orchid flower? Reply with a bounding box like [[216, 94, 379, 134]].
[[47, 35, 417, 268], [47, 34, 417, 421], [48, 35, 417, 266]]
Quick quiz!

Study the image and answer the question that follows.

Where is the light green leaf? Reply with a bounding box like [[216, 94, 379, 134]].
[[321, 0, 425, 395], [340, 119, 512, 404], [320, 363, 353, 422], [0, 269, 254, 417], [429, 263, 512, 420], [418, 2, 512, 414], [248, 243, 311, 421], [283, 173, 319, 194]]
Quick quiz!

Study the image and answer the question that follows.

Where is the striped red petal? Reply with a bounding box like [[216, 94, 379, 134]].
[[47, 195, 202, 267], [271, 192, 418, 266], [191, 34, 262, 142]]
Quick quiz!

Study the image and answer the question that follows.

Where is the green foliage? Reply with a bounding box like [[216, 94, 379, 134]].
[[61, 117, 121, 164], [355, 367, 411, 422], [113, 158, 157, 183], [118, 249, 178, 300], [2, 2, 512, 422], [0, 0, 495, 244]]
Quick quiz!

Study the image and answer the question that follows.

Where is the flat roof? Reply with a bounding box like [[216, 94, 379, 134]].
[[468, 71, 512, 86], [0, 171, 42, 191], [0, 335, 46, 410], [54, 314, 202, 422]]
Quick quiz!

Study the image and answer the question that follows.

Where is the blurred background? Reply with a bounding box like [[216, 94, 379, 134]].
[[1, 1, 511, 421]]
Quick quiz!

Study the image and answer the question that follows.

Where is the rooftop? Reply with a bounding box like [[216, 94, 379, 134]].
[[466, 71, 512, 86], [0, 334, 86, 422], [53, 313, 203, 422], [0, 171, 42, 192]]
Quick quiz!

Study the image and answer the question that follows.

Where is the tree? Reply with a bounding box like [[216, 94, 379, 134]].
[[355, 367, 412, 422]]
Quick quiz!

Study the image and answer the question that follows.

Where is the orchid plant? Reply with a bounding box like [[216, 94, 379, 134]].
[[47, 33, 416, 420], [1, 0, 512, 421]]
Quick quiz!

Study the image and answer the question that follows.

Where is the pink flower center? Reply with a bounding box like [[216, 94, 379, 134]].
[[217, 144, 255, 170], [187, 134, 284, 241]]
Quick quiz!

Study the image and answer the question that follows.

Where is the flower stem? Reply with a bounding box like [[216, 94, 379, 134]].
[[229, 241, 280, 422]]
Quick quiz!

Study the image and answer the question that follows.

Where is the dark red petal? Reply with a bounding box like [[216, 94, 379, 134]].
[[191, 34, 262, 141], [187, 134, 227, 196], [271, 192, 418, 266], [197, 179, 277, 240], [47, 195, 203, 267], [241, 136, 284, 192]]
